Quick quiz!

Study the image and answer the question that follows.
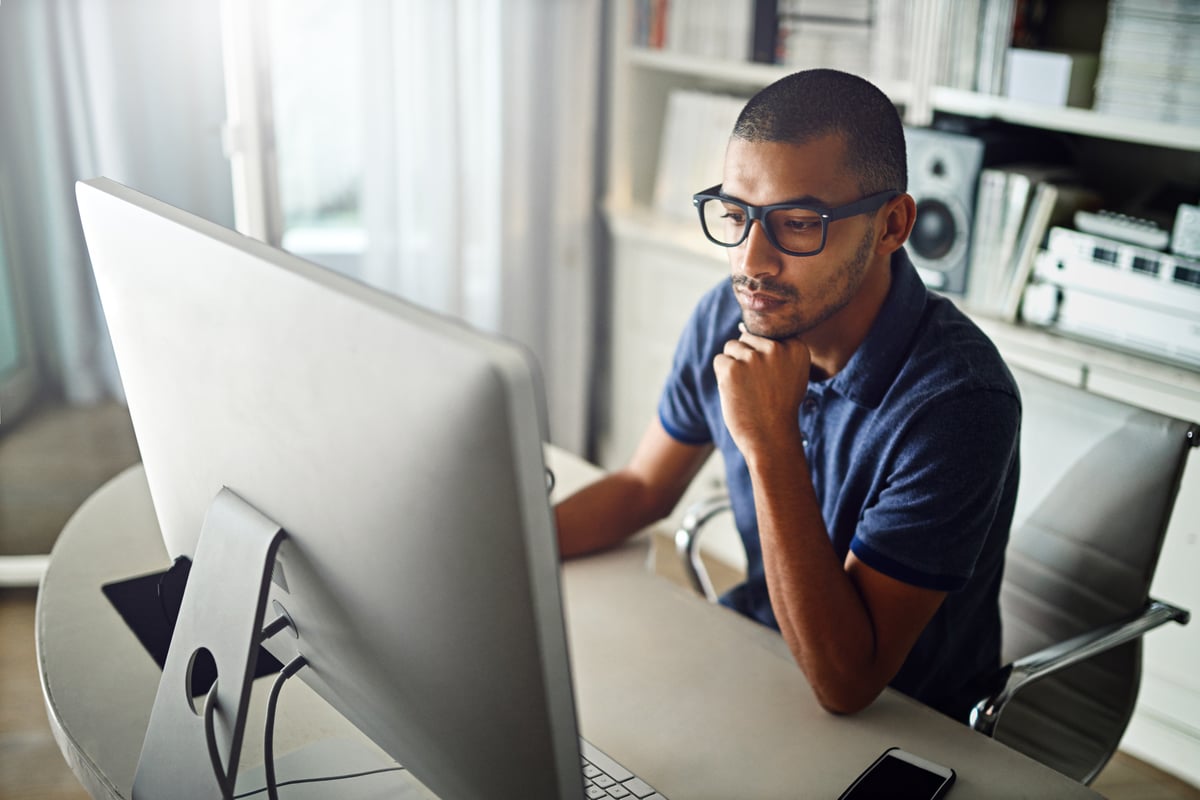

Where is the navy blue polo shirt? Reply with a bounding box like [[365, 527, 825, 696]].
[[658, 249, 1020, 721]]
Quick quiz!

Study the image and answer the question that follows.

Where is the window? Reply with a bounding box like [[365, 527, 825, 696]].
[[223, 0, 368, 275], [268, 0, 366, 273]]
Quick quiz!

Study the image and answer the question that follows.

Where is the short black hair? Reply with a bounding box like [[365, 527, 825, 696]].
[[732, 69, 907, 194]]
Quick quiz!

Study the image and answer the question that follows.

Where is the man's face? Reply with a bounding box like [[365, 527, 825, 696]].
[[721, 134, 880, 341]]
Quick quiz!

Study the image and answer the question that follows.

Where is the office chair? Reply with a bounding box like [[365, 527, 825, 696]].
[[672, 365, 1196, 784]]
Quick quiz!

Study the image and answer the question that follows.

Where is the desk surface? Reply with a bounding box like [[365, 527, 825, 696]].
[[37, 448, 1100, 799]]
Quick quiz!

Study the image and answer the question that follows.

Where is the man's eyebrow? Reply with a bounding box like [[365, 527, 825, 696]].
[[720, 189, 829, 207], [778, 193, 827, 206]]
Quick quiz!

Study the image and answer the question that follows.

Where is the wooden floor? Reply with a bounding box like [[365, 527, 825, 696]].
[[1, 401, 1198, 799], [0, 400, 140, 800]]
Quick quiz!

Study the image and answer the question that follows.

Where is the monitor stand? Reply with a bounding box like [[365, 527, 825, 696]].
[[132, 487, 286, 799], [130, 488, 423, 800]]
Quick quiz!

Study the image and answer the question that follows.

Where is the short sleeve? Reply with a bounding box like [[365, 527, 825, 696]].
[[849, 388, 1020, 592], [657, 282, 738, 446]]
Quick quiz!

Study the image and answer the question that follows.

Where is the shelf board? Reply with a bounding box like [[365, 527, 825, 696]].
[[967, 311, 1200, 414], [931, 87, 1200, 151], [621, 49, 1200, 151], [624, 47, 914, 106]]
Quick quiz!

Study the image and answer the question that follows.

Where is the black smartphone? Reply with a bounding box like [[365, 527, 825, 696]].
[[838, 747, 956, 800]]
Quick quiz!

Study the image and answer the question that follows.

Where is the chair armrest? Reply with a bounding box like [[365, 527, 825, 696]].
[[674, 495, 733, 603], [970, 599, 1190, 737]]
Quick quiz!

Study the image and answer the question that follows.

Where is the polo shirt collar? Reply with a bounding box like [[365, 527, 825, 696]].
[[822, 248, 928, 408]]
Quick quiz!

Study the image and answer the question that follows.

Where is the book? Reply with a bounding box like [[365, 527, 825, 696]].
[[1001, 182, 1102, 321], [991, 168, 1036, 306], [966, 168, 1009, 311], [751, 0, 780, 62], [975, 0, 1016, 94], [967, 163, 1075, 314]]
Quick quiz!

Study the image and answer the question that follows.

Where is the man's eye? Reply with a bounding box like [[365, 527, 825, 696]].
[[774, 211, 822, 231], [721, 210, 746, 225]]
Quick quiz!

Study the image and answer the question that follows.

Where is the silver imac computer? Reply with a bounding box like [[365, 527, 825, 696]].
[[77, 178, 652, 799]]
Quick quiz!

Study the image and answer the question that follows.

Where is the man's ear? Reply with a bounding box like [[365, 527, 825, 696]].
[[876, 193, 917, 255]]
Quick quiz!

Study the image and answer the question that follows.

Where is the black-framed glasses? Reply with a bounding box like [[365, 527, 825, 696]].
[[692, 184, 899, 257]]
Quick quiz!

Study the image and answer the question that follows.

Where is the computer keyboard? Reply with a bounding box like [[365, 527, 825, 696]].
[[580, 739, 668, 800]]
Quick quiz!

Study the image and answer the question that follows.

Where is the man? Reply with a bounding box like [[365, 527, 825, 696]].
[[556, 69, 1020, 723]]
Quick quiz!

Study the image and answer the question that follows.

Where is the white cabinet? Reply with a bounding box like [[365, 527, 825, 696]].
[[599, 0, 1200, 785]]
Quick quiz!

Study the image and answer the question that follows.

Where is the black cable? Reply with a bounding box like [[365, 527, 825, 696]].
[[232, 766, 407, 799], [245, 626, 407, 799], [201, 678, 232, 796], [263, 654, 308, 800]]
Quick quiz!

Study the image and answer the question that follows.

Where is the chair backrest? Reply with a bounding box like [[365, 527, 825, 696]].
[[995, 366, 1197, 783]]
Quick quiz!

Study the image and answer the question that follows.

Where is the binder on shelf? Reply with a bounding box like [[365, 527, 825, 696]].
[[751, 0, 779, 63]]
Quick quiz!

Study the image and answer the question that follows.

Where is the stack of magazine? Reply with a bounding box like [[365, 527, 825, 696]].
[[1093, 0, 1200, 125]]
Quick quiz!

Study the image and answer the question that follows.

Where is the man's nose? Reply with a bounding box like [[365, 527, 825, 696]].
[[736, 219, 782, 279]]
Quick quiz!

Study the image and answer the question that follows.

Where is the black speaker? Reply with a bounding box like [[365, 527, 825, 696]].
[[904, 126, 984, 295]]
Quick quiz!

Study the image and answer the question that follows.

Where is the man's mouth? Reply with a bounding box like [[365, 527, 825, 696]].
[[732, 277, 796, 311], [738, 289, 786, 311]]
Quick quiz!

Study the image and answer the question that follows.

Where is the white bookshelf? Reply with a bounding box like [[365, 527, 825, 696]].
[[931, 85, 1200, 151], [625, 46, 917, 109]]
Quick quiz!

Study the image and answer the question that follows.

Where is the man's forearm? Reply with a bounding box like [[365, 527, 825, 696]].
[[556, 420, 714, 560], [554, 471, 673, 559], [748, 433, 947, 714], [746, 441, 892, 714]]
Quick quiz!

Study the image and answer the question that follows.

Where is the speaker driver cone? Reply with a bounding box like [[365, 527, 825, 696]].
[[912, 199, 957, 262]]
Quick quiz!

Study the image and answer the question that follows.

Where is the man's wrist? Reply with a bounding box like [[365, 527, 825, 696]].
[[740, 429, 807, 476]]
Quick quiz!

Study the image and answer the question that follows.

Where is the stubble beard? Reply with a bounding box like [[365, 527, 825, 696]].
[[733, 224, 876, 341]]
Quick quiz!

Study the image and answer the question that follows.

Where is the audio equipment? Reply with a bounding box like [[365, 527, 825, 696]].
[[1025, 227, 1200, 368], [1172, 203, 1200, 259], [904, 126, 985, 295]]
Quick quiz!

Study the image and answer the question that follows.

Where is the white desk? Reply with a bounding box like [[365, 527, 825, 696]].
[[37, 448, 1101, 799]]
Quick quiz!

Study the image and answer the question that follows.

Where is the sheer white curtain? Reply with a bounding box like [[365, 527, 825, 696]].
[[0, 0, 233, 405], [1, 0, 602, 452], [358, 1, 602, 453]]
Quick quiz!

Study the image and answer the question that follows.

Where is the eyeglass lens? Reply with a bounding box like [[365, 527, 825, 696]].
[[700, 199, 824, 254]]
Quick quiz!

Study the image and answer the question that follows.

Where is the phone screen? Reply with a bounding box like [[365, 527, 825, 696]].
[[841, 751, 953, 799]]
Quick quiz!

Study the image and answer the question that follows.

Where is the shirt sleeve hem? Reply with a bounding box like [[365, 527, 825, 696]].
[[849, 538, 968, 593], [657, 411, 712, 446]]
